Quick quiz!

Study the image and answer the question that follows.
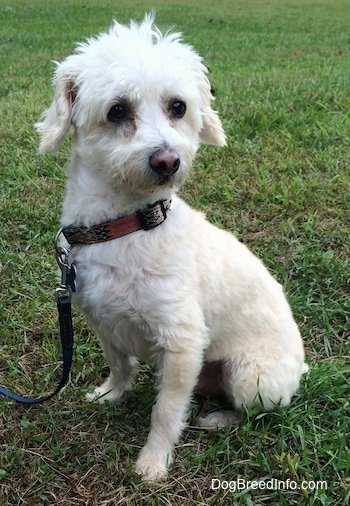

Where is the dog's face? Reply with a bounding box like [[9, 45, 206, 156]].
[[36, 15, 226, 194]]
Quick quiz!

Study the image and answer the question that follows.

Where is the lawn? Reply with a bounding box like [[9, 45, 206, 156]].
[[0, 0, 349, 504]]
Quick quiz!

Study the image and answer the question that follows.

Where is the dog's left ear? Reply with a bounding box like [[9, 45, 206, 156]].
[[198, 75, 226, 146], [36, 70, 77, 154]]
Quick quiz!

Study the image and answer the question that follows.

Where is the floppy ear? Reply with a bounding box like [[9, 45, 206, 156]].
[[35, 72, 77, 153], [198, 75, 226, 146]]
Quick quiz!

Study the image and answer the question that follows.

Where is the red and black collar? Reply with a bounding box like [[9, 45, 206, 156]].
[[61, 199, 171, 245]]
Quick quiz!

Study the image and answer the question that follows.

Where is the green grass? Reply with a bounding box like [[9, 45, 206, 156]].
[[1, 0, 349, 504]]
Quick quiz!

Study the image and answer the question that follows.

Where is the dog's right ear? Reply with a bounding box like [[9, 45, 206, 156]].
[[36, 72, 77, 154]]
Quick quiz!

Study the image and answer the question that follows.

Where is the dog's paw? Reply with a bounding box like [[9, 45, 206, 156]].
[[198, 410, 240, 429], [85, 386, 123, 404], [135, 450, 168, 481]]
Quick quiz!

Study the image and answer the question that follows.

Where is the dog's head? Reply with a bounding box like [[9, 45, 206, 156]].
[[36, 14, 226, 193]]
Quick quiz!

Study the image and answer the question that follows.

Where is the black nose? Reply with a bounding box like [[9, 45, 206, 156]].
[[150, 149, 180, 176]]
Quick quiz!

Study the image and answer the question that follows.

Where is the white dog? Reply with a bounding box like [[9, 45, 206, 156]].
[[36, 15, 308, 481]]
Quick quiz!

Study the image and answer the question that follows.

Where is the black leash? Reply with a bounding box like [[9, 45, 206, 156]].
[[0, 231, 76, 405]]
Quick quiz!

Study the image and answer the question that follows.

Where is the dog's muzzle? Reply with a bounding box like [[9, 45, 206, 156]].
[[150, 149, 180, 176]]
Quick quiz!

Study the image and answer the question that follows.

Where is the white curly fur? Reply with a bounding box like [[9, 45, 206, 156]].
[[36, 15, 308, 481]]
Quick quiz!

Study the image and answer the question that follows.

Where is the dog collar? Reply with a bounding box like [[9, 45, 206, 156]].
[[61, 199, 171, 245]]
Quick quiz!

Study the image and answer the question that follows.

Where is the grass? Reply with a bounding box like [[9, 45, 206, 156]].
[[0, 0, 349, 504]]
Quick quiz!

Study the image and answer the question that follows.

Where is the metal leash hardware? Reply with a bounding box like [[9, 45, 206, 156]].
[[54, 228, 77, 299], [53, 228, 76, 360], [0, 231, 76, 404]]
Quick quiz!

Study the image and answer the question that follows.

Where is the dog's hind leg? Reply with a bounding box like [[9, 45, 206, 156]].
[[197, 354, 306, 429], [195, 361, 240, 429], [205, 354, 306, 417]]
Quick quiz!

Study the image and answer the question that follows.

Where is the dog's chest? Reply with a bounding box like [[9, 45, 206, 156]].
[[72, 247, 172, 359]]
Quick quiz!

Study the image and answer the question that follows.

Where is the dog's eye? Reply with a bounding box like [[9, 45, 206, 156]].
[[107, 104, 128, 123], [170, 100, 186, 119]]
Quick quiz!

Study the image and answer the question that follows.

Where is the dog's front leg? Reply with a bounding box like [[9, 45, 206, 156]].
[[135, 347, 203, 481]]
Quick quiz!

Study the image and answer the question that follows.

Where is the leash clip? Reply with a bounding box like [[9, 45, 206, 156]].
[[0, 230, 76, 404], [54, 228, 77, 300]]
